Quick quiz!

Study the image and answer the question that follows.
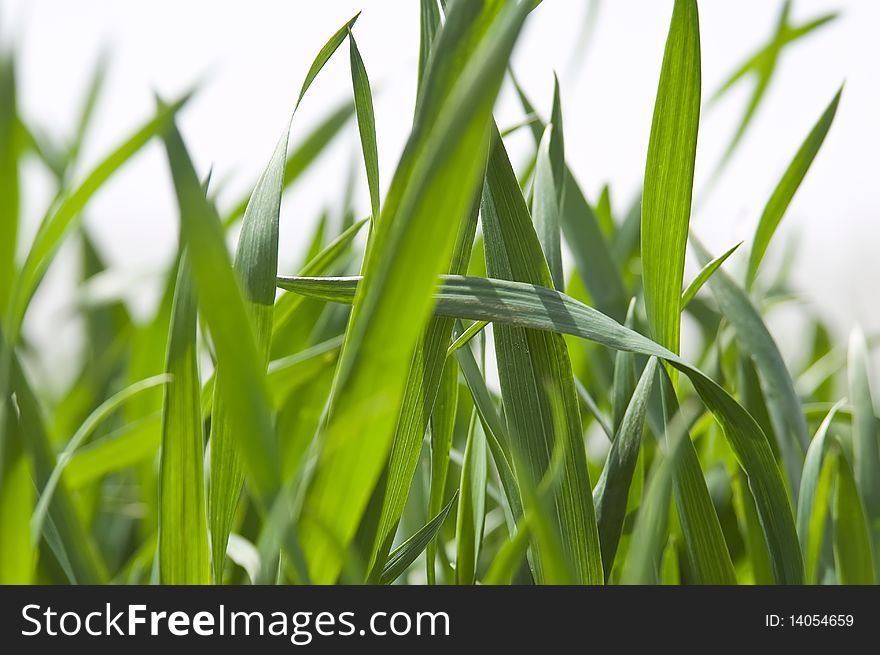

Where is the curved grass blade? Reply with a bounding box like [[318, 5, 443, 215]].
[[0, 401, 32, 583], [454, 410, 487, 584], [9, 94, 190, 333], [296, 13, 360, 110], [222, 100, 355, 227], [621, 400, 701, 584], [163, 124, 280, 505], [4, 342, 107, 583], [641, 0, 701, 363], [746, 88, 842, 289], [381, 491, 458, 585], [426, 357, 458, 584], [0, 55, 19, 312], [610, 299, 637, 432], [681, 241, 741, 310], [693, 237, 807, 494], [658, 367, 736, 583], [158, 260, 210, 584], [31, 374, 170, 546], [482, 130, 602, 584], [298, 0, 532, 584], [349, 30, 380, 224], [208, 118, 289, 579], [833, 451, 876, 584], [418, 0, 442, 91], [532, 125, 562, 289], [510, 72, 626, 321], [593, 357, 657, 576], [709, 1, 837, 173], [848, 327, 880, 558], [796, 400, 843, 584], [281, 272, 803, 582]]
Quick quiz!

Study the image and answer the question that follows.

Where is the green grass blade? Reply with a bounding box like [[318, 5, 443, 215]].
[[746, 88, 841, 289], [158, 259, 210, 584], [30, 374, 169, 546], [593, 357, 657, 576], [0, 55, 20, 312], [296, 13, 360, 110], [208, 117, 289, 580], [283, 272, 803, 582], [163, 124, 279, 505], [641, 0, 701, 360], [349, 30, 380, 224], [610, 299, 637, 431], [223, 100, 355, 227], [297, 0, 531, 584], [381, 491, 458, 585], [427, 356, 458, 584], [510, 73, 627, 321], [693, 238, 807, 493], [833, 451, 876, 584], [10, 94, 189, 333], [659, 367, 737, 583], [681, 241, 741, 310], [455, 410, 487, 584], [482, 130, 602, 584], [621, 401, 701, 584], [796, 400, 843, 584], [848, 327, 880, 559], [418, 0, 442, 90], [4, 344, 107, 583], [0, 400, 32, 583], [64, 415, 161, 488], [532, 125, 563, 289]]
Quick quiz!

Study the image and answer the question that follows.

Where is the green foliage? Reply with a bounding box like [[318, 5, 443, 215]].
[[1, 1, 864, 587]]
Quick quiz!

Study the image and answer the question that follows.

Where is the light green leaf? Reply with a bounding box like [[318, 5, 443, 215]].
[[833, 451, 876, 584], [681, 241, 741, 310], [349, 30, 380, 224], [848, 327, 880, 558], [532, 125, 563, 289], [297, 0, 531, 584], [455, 410, 487, 584], [280, 272, 803, 583], [746, 88, 841, 289], [641, 0, 701, 360], [0, 400, 32, 583], [593, 357, 657, 576], [158, 259, 210, 584], [381, 491, 458, 585]]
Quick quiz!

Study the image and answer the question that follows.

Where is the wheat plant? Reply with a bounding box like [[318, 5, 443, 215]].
[[1, 0, 874, 586]]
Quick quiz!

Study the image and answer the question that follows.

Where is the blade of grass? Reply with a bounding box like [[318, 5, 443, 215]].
[[349, 30, 380, 225], [284, 272, 803, 582], [0, 400, 32, 583], [681, 241, 741, 310], [381, 491, 458, 585], [208, 117, 289, 580], [693, 237, 807, 493], [0, 55, 20, 312], [659, 367, 737, 583], [158, 259, 210, 584], [426, 356, 458, 584], [796, 400, 843, 584], [593, 357, 657, 576], [30, 374, 170, 546], [532, 125, 563, 289], [454, 410, 487, 584], [163, 124, 279, 505], [848, 327, 880, 560], [297, 0, 531, 584], [833, 451, 876, 584], [746, 88, 841, 289], [482, 129, 602, 584], [641, 0, 701, 366], [222, 100, 355, 227]]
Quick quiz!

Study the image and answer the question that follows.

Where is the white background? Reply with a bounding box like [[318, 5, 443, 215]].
[[2, 0, 877, 389]]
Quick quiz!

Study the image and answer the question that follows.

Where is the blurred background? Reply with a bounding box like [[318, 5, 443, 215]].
[[1, 0, 877, 393]]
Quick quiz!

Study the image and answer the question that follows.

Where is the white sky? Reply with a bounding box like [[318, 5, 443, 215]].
[[2, 0, 878, 387]]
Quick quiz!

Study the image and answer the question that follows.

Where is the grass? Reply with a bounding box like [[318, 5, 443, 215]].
[[1, 0, 875, 586]]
